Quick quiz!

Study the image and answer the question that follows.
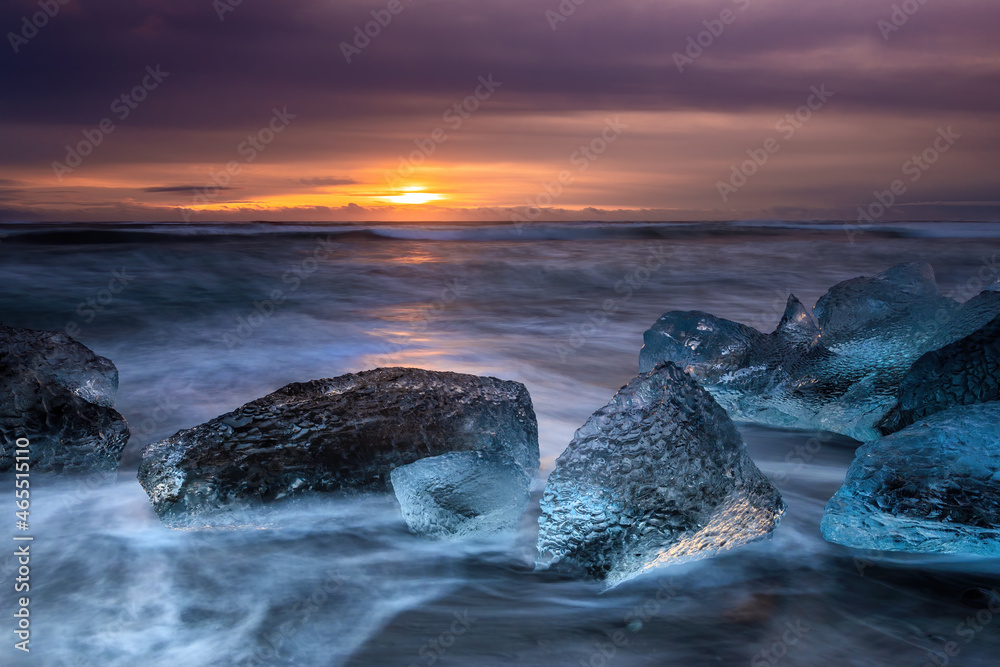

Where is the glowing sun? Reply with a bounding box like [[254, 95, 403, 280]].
[[381, 186, 444, 205]]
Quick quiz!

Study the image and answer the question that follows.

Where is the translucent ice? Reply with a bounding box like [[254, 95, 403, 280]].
[[138, 367, 539, 527], [391, 451, 530, 538], [536, 363, 784, 588], [0, 323, 128, 473], [822, 402, 1000, 556], [878, 315, 1000, 434], [639, 263, 1000, 440]]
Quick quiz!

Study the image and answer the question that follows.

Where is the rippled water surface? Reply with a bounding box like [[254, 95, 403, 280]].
[[1, 221, 999, 666]]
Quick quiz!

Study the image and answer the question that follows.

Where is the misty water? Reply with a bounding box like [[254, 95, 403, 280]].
[[1, 221, 999, 666]]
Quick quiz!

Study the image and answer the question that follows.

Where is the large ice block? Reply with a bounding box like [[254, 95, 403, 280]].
[[138, 367, 539, 527], [536, 363, 784, 588], [639, 263, 1000, 440], [822, 402, 1000, 556], [0, 323, 129, 474]]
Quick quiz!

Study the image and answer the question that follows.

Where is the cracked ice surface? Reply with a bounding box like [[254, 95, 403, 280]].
[[879, 315, 1000, 434], [822, 402, 1000, 556], [536, 363, 784, 589]]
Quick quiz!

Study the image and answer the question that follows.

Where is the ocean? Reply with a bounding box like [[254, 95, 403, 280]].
[[0, 220, 998, 666]]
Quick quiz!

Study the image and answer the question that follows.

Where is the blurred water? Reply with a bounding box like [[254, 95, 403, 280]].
[[0, 220, 998, 665]]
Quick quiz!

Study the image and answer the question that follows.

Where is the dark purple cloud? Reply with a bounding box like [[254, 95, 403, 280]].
[[3, 0, 998, 128], [0, 0, 998, 221]]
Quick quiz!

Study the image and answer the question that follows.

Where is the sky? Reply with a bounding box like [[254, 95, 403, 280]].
[[1, 0, 998, 223]]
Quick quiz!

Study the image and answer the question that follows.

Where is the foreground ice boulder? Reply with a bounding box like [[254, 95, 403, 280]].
[[0, 323, 129, 473], [536, 363, 784, 588], [639, 263, 1000, 440], [138, 367, 538, 526], [878, 314, 1000, 434], [822, 402, 1000, 556], [391, 451, 530, 538]]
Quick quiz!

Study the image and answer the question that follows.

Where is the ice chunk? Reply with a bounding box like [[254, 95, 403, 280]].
[[639, 295, 849, 434], [137, 367, 539, 527], [813, 262, 955, 354], [822, 402, 1000, 556], [536, 363, 784, 588], [391, 451, 530, 538], [639, 263, 1000, 440], [878, 315, 1000, 434], [775, 293, 822, 346], [0, 323, 128, 474]]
